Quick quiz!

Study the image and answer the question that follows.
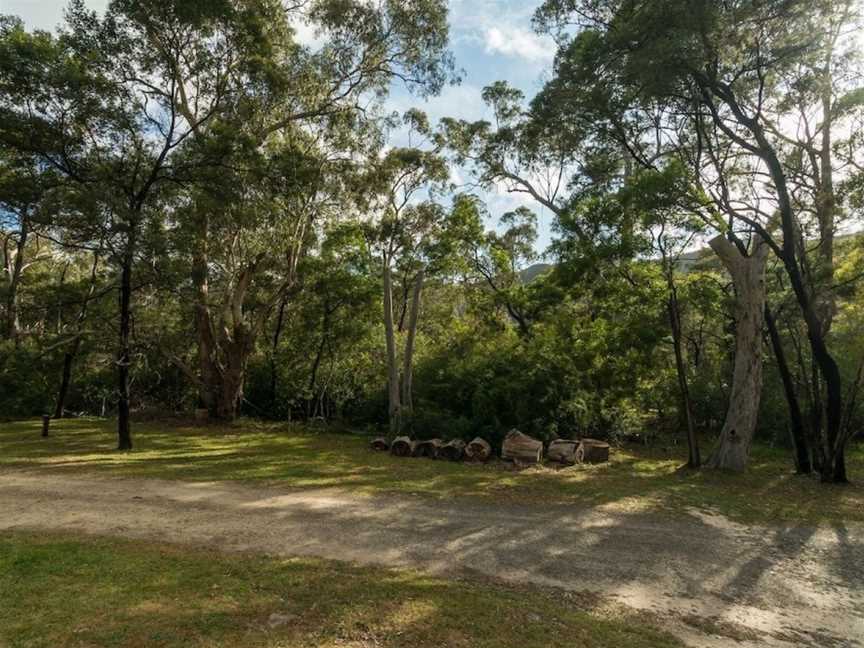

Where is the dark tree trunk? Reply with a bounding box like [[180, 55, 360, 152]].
[[667, 285, 700, 468], [269, 295, 288, 411], [54, 338, 81, 419], [53, 253, 99, 419], [764, 306, 811, 473], [117, 253, 133, 451]]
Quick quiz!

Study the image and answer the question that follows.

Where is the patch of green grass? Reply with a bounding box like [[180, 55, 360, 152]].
[[0, 531, 682, 648], [1, 417, 862, 525]]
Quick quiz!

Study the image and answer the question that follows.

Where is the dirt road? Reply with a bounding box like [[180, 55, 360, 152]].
[[1, 470, 861, 647]]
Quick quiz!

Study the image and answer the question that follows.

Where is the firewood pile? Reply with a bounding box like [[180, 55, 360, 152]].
[[372, 430, 611, 465]]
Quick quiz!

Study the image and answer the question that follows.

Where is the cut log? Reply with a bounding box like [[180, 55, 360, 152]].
[[390, 436, 416, 457], [501, 429, 543, 464], [465, 437, 492, 462], [194, 408, 209, 422], [438, 438, 466, 461], [413, 438, 443, 458], [547, 439, 578, 465], [576, 438, 610, 464], [370, 437, 390, 452]]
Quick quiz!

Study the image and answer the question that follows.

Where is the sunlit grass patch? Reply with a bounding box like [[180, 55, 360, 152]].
[[0, 417, 862, 524], [0, 531, 683, 648]]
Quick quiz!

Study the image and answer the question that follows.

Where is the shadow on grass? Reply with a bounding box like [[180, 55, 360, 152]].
[[1, 417, 862, 525], [0, 531, 684, 648]]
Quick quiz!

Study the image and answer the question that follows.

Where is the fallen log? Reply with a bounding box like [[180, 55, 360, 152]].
[[370, 437, 390, 452], [501, 429, 543, 464], [465, 437, 492, 462], [576, 438, 610, 464], [390, 436, 416, 457], [413, 438, 443, 458], [438, 438, 466, 461], [547, 439, 578, 465]]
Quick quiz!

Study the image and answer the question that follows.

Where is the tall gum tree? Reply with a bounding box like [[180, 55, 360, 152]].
[[166, 0, 455, 420], [533, 0, 864, 481]]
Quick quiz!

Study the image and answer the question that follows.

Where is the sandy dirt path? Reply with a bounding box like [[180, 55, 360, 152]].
[[1, 469, 861, 647]]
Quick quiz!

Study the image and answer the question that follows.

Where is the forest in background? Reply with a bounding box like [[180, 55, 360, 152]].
[[1, 0, 863, 483]]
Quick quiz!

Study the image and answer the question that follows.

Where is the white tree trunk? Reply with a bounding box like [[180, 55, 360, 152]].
[[400, 268, 425, 417], [706, 235, 769, 471], [383, 262, 401, 435]]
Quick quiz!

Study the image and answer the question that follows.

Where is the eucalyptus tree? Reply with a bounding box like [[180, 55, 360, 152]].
[[0, 149, 56, 344], [164, 0, 455, 420], [354, 113, 450, 434], [0, 1, 288, 447], [533, 0, 864, 480]]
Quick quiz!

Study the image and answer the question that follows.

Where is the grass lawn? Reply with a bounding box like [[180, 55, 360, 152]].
[[0, 417, 862, 525], [0, 531, 682, 648]]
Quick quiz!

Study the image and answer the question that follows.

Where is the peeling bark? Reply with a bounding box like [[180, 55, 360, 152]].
[[705, 235, 769, 471]]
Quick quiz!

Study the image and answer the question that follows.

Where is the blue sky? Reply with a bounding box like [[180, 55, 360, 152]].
[[3, 0, 558, 249]]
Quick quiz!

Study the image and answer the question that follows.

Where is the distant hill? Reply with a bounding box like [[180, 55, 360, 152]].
[[519, 263, 553, 283]]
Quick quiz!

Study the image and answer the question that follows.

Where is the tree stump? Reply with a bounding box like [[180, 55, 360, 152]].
[[438, 438, 466, 461], [576, 438, 610, 464], [390, 436, 416, 457], [547, 439, 578, 465], [41, 415, 50, 438], [465, 437, 492, 462], [501, 429, 543, 464], [370, 437, 390, 452], [413, 438, 443, 458]]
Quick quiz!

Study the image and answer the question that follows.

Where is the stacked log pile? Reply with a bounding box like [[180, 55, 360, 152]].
[[547, 439, 578, 465], [376, 432, 610, 465], [390, 436, 416, 457], [576, 438, 610, 464], [501, 429, 543, 465], [413, 438, 443, 458], [465, 437, 492, 462], [438, 438, 466, 461], [370, 437, 390, 451]]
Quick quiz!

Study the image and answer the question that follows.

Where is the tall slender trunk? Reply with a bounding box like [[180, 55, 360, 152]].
[[764, 306, 811, 473], [667, 279, 700, 468], [400, 268, 425, 417], [383, 261, 401, 436], [192, 213, 217, 413], [269, 295, 288, 411], [54, 254, 100, 419], [307, 301, 330, 418], [4, 217, 28, 344], [117, 249, 133, 451], [705, 235, 768, 471]]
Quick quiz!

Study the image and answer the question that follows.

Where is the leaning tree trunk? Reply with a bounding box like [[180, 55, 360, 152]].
[[400, 268, 424, 418], [705, 235, 769, 471], [764, 306, 811, 473], [666, 273, 700, 468], [382, 262, 401, 436]]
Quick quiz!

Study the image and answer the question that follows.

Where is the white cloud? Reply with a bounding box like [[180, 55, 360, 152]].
[[482, 26, 555, 62]]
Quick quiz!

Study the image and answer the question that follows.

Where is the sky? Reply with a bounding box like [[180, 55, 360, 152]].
[[2, 0, 559, 249]]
